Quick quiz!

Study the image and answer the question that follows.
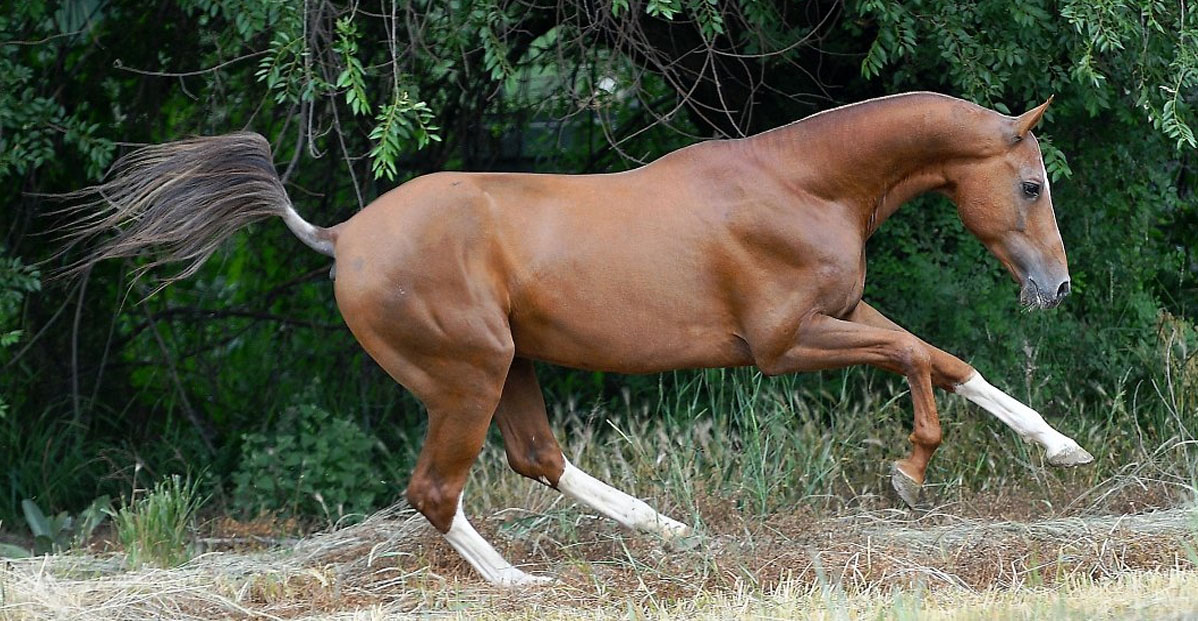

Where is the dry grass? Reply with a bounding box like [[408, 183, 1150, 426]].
[[2, 493, 1196, 620]]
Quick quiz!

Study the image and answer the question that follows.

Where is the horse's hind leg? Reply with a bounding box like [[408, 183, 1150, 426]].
[[492, 358, 565, 486], [346, 322, 550, 586], [495, 358, 691, 540], [412, 394, 553, 586], [409, 356, 558, 586]]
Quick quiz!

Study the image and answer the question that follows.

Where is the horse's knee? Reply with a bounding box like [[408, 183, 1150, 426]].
[[895, 335, 933, 377]]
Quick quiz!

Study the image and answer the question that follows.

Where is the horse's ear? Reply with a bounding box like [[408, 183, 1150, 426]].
[[1011, 96, 1054, 140]]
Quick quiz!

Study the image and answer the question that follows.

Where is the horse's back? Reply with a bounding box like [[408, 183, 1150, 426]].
[[331, 162, 762, 372]]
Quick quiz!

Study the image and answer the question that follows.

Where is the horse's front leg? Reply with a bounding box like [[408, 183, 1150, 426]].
[[847, 302, 1095, 473], [755, 313, 946, 506]]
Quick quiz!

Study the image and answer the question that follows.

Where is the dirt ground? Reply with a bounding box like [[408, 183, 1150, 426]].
[[2, 483, 1197, 620]]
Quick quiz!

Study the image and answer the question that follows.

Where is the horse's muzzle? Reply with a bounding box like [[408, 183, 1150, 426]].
[[1020, 274, 1071, 309]]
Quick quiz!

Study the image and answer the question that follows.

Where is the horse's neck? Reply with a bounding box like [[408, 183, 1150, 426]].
[[751, 95, 998, 235]]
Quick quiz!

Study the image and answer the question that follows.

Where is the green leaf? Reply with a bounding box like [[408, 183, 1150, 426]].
[[646, 0, 681, 19], [76, 496, 110, 545], [22, 499, 51, 539], [0, 543, 30, 558], [368, 90, 440, 180], [32, 534, 55, 555], [334, 17, 371, 115]]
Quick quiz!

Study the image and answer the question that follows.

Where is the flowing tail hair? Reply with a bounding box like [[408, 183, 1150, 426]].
[[52, 131, 336, 286]]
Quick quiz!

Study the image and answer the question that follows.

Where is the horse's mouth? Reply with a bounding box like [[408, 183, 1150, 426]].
[[1019, 278, 1068, 309]]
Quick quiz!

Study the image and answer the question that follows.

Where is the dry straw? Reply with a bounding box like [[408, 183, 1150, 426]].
[[2, 501, 1196, 620]]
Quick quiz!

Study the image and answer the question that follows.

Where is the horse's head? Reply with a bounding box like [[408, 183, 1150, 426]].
[[947, 98, 1070, 309]]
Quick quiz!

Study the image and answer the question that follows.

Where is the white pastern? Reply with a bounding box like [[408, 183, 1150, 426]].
[[443, 502, 552, 587], [556, 457, 692, 540], [955, 372, 1092, 464]]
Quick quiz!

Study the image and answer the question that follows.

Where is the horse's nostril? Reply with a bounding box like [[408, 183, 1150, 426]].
[[1057, 280, 1071, 298]]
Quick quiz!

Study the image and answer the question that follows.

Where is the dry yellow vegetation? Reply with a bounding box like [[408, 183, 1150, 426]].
[[2, 500, 1196, 620]]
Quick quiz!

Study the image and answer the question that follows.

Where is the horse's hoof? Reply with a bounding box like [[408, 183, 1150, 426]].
[[890, 462, 922, 508], [1046, 443, 1094, 467], [654, 519, 700, 551], [665, 529, 703, 552], [495, 569, 555, 587], [518, 574, 556, 587]]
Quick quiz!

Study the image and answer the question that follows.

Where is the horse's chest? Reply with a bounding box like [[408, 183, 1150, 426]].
[[841, 264, 868, 317], [809, 253, 867, 319]]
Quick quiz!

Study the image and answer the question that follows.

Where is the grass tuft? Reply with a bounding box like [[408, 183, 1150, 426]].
[[112, 474, 206, 568]]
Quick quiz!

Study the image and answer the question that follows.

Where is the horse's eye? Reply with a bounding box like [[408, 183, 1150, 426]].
[[1021, 181, 1041, 199]]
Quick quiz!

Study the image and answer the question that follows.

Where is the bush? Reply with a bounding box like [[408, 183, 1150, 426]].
[[0, 252, 39, 420], [231, 403, 388, 521]]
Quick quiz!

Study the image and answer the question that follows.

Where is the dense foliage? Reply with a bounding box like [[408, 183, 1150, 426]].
[[1, 0, 1194, 527]]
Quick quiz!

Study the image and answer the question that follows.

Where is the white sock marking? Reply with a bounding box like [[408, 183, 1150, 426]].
[[955, 372, 1080, 457], [556, 457, 691, 539], [442, 501, 551, 586]]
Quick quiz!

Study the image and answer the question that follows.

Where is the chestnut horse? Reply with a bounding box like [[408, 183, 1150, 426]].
[[60, 92, 1093, 585]]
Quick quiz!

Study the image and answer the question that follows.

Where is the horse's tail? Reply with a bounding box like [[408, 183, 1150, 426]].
[[52, 132, 336, 285]]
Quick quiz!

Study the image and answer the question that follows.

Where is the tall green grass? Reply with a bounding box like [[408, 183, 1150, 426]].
[[0, 411, 105, 529], [468, 337, 1198, 522], [112, 475, 206, 568], [7, 320, 1195, 534]]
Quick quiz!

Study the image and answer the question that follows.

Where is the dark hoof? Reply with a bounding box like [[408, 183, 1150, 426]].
[[891, 462, 922, 508], [1046, 444, 1094, 467]]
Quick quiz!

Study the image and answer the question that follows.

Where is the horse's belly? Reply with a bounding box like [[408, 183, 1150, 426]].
[[513, 325, 751, 373], [510, 297, 752, 373]]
